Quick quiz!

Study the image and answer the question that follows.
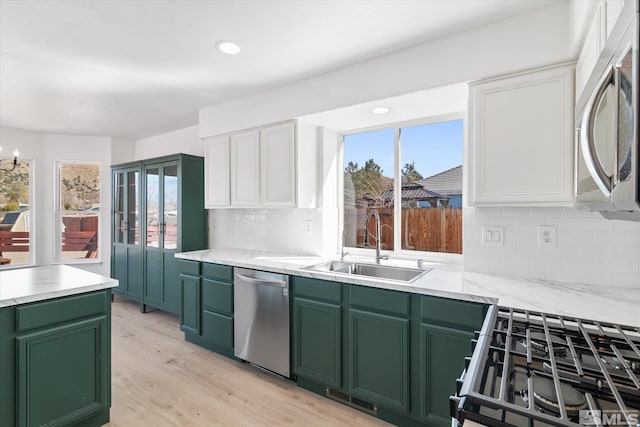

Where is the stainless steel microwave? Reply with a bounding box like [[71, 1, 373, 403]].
[[575, 0, 639, 221]]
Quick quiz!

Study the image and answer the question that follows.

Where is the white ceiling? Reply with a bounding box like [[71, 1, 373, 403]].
[[0, 0, 561, 140]]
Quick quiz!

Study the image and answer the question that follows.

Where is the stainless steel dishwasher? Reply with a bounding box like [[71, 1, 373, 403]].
[[233, 267, 290, 377]]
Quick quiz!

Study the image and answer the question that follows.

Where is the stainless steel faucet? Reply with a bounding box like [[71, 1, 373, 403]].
[[341, 230, 349, 261], [363, 209, 388, 264]]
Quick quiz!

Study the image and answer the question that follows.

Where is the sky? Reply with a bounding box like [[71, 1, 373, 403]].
[[343, 119, 463, 179]]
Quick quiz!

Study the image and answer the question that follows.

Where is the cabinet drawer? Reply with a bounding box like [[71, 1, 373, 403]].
[[292, 276, 342, 303], [420, 296, 486, 331], [179, 259, 200, 276], [202, 310, 233, 349], [202, 263, 233, 282], [348, 285, 410, 316], [202, 279, 233, 315], [16, 291, 108, 333]]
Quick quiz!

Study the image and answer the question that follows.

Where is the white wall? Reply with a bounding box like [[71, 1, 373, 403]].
[[135, 125, 202, 160], [200, 2, 571, 138], [1, 126, 131, 276], [319, 127, 340, 257], [209, 209, 323, 255], [111, 137, 135, 165], [464, 207, 640, 286]]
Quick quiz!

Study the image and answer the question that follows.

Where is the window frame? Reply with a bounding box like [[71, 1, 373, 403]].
[[339, 112, 464, 264], [0, 157, 35, 270], [53, 160, 102, 265]]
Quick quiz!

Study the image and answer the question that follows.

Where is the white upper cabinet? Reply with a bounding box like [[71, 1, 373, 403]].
[[260, 123, 296, 207], [575, 0, 625, 102], [604, 0, 624, 38], [576, 2, 604, 102], [204, 120, 318, 209], [230, 130, 261, 207], [204, 137, 230, 208], [469, 63, 574, 206]]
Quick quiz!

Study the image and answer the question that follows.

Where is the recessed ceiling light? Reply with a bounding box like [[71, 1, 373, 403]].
[[370, 106, 391, 115], [216, 40, 240, 55]]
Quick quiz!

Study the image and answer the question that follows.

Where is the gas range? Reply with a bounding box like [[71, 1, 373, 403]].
[[451, 306, 640, 427]]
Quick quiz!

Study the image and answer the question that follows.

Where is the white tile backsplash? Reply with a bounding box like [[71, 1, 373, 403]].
[[208, 208, 323, 255], [464, 207, 640, 287]]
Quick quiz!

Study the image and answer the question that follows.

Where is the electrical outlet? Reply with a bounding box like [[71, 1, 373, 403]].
[[482, 226, 504, 247], [241, 219, 248, 230], [538, 225, 557, 248], [304, 220, 312, 233]]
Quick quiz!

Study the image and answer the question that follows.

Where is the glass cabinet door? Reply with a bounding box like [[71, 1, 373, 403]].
[[146, 167, 161, 248], [126, 170, 139, 245], [163, 164, 178, 250], [113, 171, 125, 244]]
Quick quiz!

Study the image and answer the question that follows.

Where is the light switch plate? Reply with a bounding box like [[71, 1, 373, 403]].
[[482, 226, 505, 247]]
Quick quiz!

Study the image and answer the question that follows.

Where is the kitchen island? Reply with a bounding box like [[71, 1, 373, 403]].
[[0, 265, 117, 427]]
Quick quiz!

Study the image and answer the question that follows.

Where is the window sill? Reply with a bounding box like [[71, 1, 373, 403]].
[[0, 262, 37, 271], [53, 259, 103, 266]]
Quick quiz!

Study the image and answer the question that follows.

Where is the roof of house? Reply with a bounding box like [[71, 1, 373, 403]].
[[377, 182, 448, 202], [417, 165, 463, 196]]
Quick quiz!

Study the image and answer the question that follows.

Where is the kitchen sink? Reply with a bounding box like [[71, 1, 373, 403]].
[[303, 260, 431, 283]]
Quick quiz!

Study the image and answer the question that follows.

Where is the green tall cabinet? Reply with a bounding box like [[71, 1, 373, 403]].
[[111, 164, 143, 303], [111, 154, 206, 315]]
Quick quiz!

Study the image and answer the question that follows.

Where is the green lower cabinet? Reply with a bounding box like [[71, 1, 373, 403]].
[[292, 297, 341, 388], [201, 310, 233, 349], [0, 290, 111, 427], [180, 273, 200, 335], [17, 316, 109, 427], [290, 275, 488, 427], [111, 245, 143, 301], [419, 323, 473, 426], [143, 251, 180, 314], [348, 308, 409, 413], [180, 261, 235, 358]]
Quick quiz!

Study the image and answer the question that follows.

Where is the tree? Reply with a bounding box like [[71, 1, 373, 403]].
[[4, 181, 27, 204], [0, 160, 29, 206], [60, 164, 100, 210], [401, 161, 423, 183], [344, 158, 391, 207]]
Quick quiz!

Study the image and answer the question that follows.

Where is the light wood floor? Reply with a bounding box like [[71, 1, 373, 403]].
[[107, 298, 390, 426]]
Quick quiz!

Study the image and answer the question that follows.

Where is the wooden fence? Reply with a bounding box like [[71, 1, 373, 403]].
[[347, 207, 462, 254]]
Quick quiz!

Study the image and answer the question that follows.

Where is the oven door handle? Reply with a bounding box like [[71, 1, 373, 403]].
[[580, 63, 617, 197]]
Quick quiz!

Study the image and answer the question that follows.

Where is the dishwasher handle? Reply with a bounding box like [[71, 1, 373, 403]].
[[235, 273, 287, 288]]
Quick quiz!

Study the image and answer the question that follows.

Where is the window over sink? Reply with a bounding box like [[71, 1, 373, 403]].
[[342, 115, 463, 257]]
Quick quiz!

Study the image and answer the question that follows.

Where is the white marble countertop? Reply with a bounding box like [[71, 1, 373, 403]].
[[0, 265, 118, 308], [177, 248, 640, 327]]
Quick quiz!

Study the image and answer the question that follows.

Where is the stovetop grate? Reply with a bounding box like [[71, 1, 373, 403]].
[[453, 306, 640, 427]]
